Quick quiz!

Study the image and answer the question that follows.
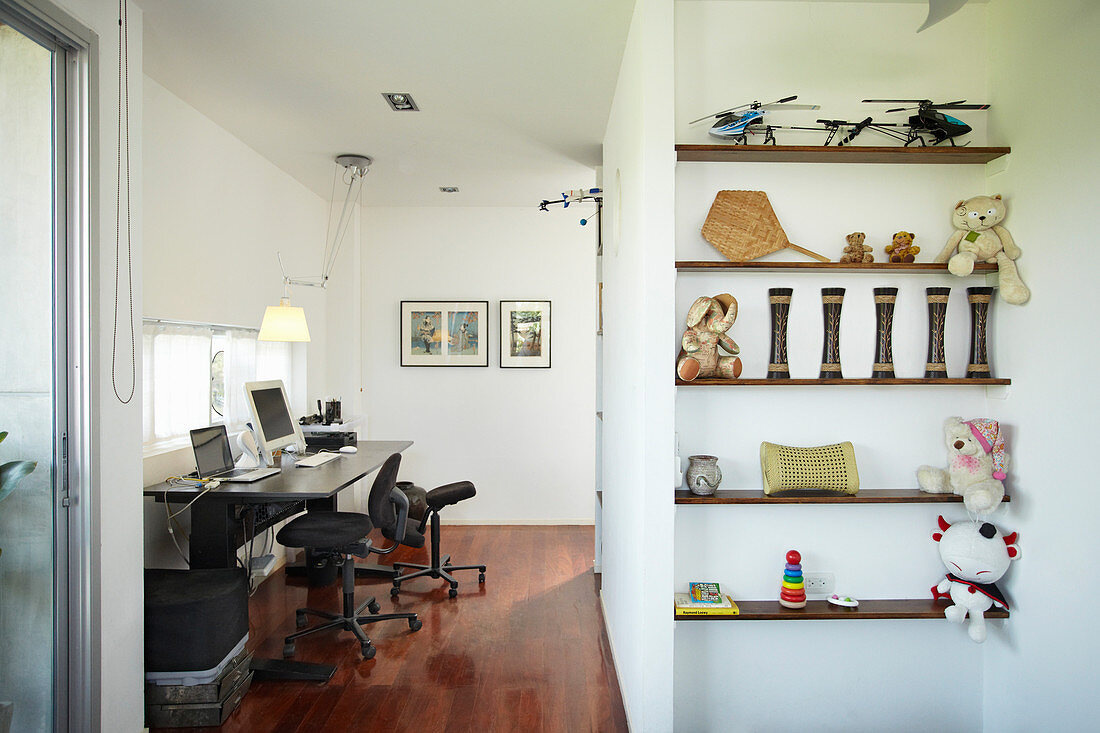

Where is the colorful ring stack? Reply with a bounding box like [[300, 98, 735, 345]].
[[779, 549, 807, 609]]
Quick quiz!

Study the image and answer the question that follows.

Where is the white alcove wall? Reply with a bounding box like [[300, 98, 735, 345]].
[[671, 2, 1003, 731]]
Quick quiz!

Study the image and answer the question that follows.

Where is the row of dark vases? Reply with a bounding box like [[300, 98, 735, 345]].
[[767, 286, 994, 379]]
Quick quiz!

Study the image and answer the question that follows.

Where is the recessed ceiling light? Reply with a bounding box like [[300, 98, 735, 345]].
[[383, 92, 418, 112], [439, 186, 459, 193]]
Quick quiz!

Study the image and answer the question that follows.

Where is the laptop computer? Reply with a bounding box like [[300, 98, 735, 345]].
[[190, 425, 280, 482]]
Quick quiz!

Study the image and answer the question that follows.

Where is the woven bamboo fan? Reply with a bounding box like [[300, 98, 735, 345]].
[[701, 190, 829, 263]]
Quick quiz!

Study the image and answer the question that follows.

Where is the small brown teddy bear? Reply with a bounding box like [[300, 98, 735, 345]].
[[885, 231, 920, 263], [839, 232, 873, 263]]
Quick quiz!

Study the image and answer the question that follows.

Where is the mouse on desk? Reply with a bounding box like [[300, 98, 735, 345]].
[[338, 445, 358, 454]]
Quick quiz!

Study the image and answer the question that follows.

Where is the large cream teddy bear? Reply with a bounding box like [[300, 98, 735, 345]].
[[676, 294, 742, 381], [917, 417, 1007, 516], [934, 194, 1030, 305]]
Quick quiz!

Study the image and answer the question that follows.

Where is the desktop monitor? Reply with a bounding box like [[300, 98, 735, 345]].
[[243, 380, 306, 466]]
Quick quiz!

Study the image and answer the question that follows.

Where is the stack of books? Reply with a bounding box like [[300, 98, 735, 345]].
[[674, 582, 739, 616]]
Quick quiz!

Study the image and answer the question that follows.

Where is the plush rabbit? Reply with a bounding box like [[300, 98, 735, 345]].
[[676, 294, 742, 381]]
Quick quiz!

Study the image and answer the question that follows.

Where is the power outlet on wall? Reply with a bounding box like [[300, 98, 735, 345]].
[[803, 572, 835, 596]]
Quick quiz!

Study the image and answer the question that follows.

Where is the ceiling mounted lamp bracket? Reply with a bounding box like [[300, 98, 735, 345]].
[[335, 154, 373, 178], [280, 154, 373, 290], [260, 155, 371, 341]]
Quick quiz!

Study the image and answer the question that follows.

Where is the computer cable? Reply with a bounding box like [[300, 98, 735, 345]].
[[161, 478, 222, 566]]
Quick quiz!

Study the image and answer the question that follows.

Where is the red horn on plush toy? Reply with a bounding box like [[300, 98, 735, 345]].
[[932, 514, 952, 542], [1003, 531, 1019, 557]]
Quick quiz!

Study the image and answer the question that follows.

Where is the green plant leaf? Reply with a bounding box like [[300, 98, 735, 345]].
[[0, 431, 8, 445], [0, 460, 37, 504]]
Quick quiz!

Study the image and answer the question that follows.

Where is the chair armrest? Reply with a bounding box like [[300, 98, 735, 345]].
[[388, 487, 410, 543]]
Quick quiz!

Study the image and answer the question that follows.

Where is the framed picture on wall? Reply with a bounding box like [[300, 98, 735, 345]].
[[499, 300, 551, 368], [400, 301, 489, 367]]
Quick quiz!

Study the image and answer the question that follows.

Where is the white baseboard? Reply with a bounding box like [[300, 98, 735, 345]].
[[600, 590, 635, 733], [439, 519, 596, 526]]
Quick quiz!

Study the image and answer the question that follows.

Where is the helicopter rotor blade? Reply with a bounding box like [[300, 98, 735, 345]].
[[931, 103, 991, 110], [689, 101, 752, 125], [885, 106, 916, 114], [759, 103, 820, 111], [862, 99, 929, 104]]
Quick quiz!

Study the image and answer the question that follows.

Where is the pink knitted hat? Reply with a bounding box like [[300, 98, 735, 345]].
[[965, 419, 1006, 480]]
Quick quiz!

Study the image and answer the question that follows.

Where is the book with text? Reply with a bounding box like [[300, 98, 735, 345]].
[[674, 593, 740, 616]]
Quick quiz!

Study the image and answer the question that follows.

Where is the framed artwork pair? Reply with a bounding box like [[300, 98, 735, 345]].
[[400, 300, 551, 368]]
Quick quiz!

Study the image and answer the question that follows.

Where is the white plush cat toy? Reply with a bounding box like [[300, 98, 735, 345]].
[[932, 515, 1020, 643], [934, 194, 1030, 305]]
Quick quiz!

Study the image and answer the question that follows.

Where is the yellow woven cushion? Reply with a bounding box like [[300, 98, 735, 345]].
[[760, 441, 859, 495]]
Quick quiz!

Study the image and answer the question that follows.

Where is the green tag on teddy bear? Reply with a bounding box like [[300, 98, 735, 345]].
[[964, 231, 980, 242]]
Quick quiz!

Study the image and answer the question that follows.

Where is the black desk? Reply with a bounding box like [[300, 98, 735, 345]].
[[143, 440, 412, 682], [144, 440, 412, 569]]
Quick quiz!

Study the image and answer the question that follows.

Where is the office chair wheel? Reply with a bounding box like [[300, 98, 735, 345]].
[[367, 600, 381, 614], [390, 586, 401, 597], [449, 586, 458, 599], [478, 572, 486, 583], [282, 642, 295, 658], [295, 611, 307, 629], [409, 618, 422, 632], [360, 643, 376, 661]]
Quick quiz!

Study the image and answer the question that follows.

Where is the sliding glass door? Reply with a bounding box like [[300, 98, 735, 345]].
[[0, 14, 69, 733]]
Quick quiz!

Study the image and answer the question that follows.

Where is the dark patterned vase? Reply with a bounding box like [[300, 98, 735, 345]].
[[924, 287, 951, 378], [966, 286, 994, 378], [819, 288, 845, 379], [872, 287, 898, 379], [768, 288, 793, 379]]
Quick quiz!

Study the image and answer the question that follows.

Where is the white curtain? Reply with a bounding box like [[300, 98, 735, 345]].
[[223, 328, 257, 428], [143, 321, 295, 445], [143, 323, 213, 442]]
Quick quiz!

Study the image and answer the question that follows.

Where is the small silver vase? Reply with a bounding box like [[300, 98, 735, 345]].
[[685, 455, 722, 496]]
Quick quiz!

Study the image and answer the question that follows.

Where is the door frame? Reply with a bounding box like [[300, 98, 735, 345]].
[[0, 2, 96, 730]]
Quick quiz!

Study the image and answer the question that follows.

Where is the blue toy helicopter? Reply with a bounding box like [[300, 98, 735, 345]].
[[690, 95, 820, 144]]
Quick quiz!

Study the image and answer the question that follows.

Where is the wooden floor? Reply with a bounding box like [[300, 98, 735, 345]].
[[152, 525, 627, 733]]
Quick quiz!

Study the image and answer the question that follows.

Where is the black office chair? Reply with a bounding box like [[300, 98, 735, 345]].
[[390, 475, 486, 599], [276, 453, 422, 660]]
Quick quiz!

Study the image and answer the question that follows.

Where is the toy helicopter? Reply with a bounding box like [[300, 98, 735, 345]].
[[862, 99, 991, 146], [539, 187, 602, 227], [690, 95, 820, 144], [539, 187, 601, 212]]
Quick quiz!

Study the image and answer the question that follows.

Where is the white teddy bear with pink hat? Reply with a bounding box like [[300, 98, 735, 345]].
[[917, 417, 1008, 516]]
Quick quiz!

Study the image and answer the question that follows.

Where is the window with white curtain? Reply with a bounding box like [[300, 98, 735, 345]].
[[142, 320, 294, 448]]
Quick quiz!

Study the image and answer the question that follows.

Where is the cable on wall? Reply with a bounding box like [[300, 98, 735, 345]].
[[112, 0, 136, 404]]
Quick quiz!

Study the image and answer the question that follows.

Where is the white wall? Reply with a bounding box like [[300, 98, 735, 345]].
[[358, 206, 596, 523], [142, 75, 328, 404], [672, 2, 1004, 731], [982, 1, 1100, 730], [599, 0, 677, 729], [675, 1, 990, 148], [140, 75, 331, 568]]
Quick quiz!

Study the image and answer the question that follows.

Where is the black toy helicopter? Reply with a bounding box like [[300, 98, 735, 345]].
[[755, 98, 990, 147], [860, 99, 990, 146], [689, 95, 820, 144]]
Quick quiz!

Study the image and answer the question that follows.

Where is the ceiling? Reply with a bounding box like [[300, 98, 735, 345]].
[[137, 1, 635, 206]]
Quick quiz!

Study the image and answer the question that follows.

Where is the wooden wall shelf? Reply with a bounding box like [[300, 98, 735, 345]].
[[674, 489, 1010, 505], [675, 145, 1010, 165], [674, 598, 1009, 621], [676, 377, 1010, 387], [675, 261, 997, 273]]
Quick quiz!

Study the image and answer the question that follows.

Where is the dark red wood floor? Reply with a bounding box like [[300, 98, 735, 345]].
[[152, 525, 627, 733]]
